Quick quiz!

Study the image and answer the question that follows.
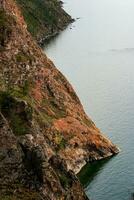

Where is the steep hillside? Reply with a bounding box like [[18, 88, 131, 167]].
[[15, 0, 73, 45], [0, 0, 119, 199]]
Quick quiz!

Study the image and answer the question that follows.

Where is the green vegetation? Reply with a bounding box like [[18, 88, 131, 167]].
[[35, 108, 54, 127], [10, 113, 29, 135], [15, 51, 34, 64], [0, 91, 32, 136], [16, 0, 72, 41], [58, 137, 66, 149], [42, 98, 66, 119], [54, 132, 67, 152], [0, 186, 41, 200], [0, 196, 12, 200], [22, 80, 31, 96], [83, 117, 94, 127], [7, 80, 32, 98], [59, 173, 72, 189]]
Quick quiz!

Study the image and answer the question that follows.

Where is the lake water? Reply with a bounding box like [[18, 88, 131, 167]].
[[44, 0, 134, 199]]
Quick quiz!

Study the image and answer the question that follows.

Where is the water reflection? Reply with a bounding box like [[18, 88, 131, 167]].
[[77, 157, 112, 188]]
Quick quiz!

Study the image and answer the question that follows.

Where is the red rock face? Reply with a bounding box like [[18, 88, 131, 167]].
[[0, 0, 119, 199], [0, 0, 119, 172]]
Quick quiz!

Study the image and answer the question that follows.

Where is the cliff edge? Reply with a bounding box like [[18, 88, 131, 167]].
[[0, 0, 119, 199]]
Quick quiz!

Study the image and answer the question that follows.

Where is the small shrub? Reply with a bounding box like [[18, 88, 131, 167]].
[[54, 133, 67, 151], [16, 52, 34, 64], [22, 80, 30, 96], [10, 114, 29, 135]]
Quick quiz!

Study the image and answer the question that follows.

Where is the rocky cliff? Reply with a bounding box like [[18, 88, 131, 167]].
[[0, 0, 119, 199], [15, 0, 73, 45]]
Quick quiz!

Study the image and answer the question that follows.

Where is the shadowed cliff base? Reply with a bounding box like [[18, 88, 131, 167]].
[[0, 0, 119, 199], [78, 157, 113, 188]]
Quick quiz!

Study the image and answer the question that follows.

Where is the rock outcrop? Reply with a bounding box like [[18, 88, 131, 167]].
[[0, 0, 119, 199], [16, 0, 74, 45]]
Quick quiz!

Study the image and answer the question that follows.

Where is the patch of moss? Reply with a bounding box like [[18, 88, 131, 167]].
[[54, 132, 67, 152], [34, 108, 54, 128], [7, 80, 32, 98], [34, 97, 66, 130], [83, 117, 94, 127], [0, 186, 42, 200], [10, 114, 29, 135], [9, 86, 25, 99], [58, 138, 66, 149], [0, 197, 12, 200], [22, 80, 30, 96], [0, 91, 32, 136], [2, 88, 56, 130], [42, 98, 66, 119], [15, 51, 34, 64]]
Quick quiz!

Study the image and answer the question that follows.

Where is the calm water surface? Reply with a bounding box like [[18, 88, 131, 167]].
[[44, 1, 134, 199]]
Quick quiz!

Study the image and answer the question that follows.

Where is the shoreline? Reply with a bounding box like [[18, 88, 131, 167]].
[[39, 18, 75, 46], [76, 147, 120, 175]]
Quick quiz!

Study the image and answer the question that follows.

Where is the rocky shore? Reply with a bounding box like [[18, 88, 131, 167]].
[[0, 0, 119, 199]]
